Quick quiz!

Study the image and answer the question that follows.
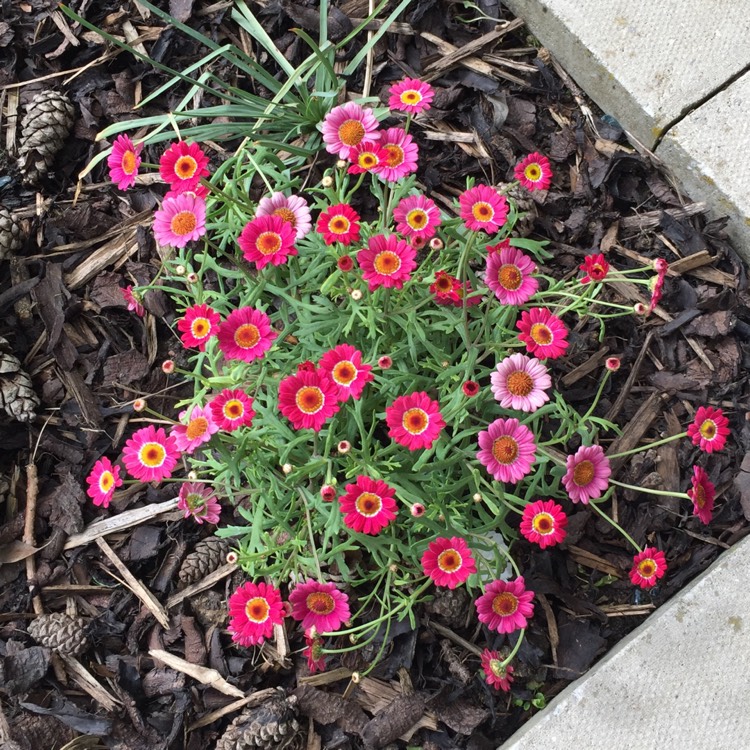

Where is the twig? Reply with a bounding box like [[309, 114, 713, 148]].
[[188, 688, 280, 730], [149, 649, 244, 698], [62, 654, 121, 712], [23, 463, 44, 616], [166, 561, 238, 609]]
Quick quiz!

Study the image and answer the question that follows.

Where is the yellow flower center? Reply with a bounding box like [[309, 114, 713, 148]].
[[437, 549, 462, 573], [234, 324, 260, 349], [435, 276, 453, 293], [191, 318, 209, 338], [224, 400, 243, 419], [532, 512, 554, 535], [358, 151, 379, 169], [572, 459, 595, 486], [374, 251, 401, 275], [498, 264, 522, 290], [272, 207, 297, 227], [472, 202, 493, 221], [139, 442, 166, 468], [356, 491, 382, 516], [175, 155, 198, 179], [245, 596, 270, 623], [400, 90, 421, 105], [186, 417, 209, 440], [524, 163, 542, 181], [489, 658, 506, 677], [402, 408, 429, 434], [638, 559, 656, 578], [530, 323, 553, 345], [122, 150, 137, 175], [332, 361, 356, 385], [330, 216, 351, 234], [492, 436, 518, 465], [257, 231, 281, 255], [99, 471, 114, 492], [338, 119, 365, 146], [306, 592, 335, 615], [406, 209, 428, 228], [171, 210, 197, 236], [296, 386, 324, 414], [699, 419, 717, 440], [492, 592, 519, 616]]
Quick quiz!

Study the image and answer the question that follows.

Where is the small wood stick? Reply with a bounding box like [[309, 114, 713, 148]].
[[23, 463, 43, 616]]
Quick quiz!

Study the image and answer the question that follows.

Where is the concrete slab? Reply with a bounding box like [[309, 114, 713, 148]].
[[498, 535, 750, 750], [656, 72, 750, 260], [501, 0, 750, 148]]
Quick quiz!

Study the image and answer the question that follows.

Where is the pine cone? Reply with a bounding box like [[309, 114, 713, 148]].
[[0, 206, 22, 260], [0, 337, 39, 422], [215, 691, 301, 750], [424, 586, 470, 629], [178, 537, 231, 587], [17, 90, 75, 184], [27, 613, 89, 657], [9, 712, 77, 750]]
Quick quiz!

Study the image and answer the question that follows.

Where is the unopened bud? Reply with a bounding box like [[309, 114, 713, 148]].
[[336, 160, 347, 170], [186, 272, 199, 284], [429, 237, 444, 251], [653, 258, 669, 273], [337, 440, 351, 454], [175, 264, 186, 276], [187, 471, 198, 481], [378, 355, 392, 369], [321, 175, 334, 187], [132, 398, 147, 412], [282, 463, 293, 475], [410, 502, 425, 517], [350, 289, 363, 301], [473, 493, 482, 502], [605, 357, 621, 371], [162, 359, 175, 374], [634, 302, 647, 315], [226, 551, 239, 565], [411, 235, 426, 250], [320, 484, 336, 501]]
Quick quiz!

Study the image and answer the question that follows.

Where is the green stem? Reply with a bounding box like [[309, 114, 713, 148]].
[[607, 432, 687, 459], [588, 500, 641, 553], [501, 628, 525, 668], [579, 370, 612, 424], [609, 479, 690, 500]]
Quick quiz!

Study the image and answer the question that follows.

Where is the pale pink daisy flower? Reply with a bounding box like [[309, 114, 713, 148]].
[[393, 194, 441, 240], [388, 78, 434, 114], [490, 353, 551, 412], [107, 134, 142, 190], [562, 444, 611, 504], [171, 404, 219, 454], [216, 307, 277, 362], [459, 185, 509, 234], [318, 343, 374, 401], [476, 418, 536, 483], [320, 102, 380, 158], [484, 245, 538, 305], [177, 482, 221, 524], [475, 577, 535, 634], [85, 457, 123, 508], [121, 426, 180, 483], [374, 127, 418, 182], [288, 580, 350, 633], [255, 192, 312, 240], [153, 193, 207, 249]]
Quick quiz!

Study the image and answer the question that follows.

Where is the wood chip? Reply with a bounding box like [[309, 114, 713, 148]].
[[166, 561, 238, 609], [354, 676, 438, 735], [62, 654, 121, 712], [561, 346, 609, 387], [618, 202, 706, 230], [567, 545, 621, 578], [606, 392, 662, 474], [149, 649, 244, 698]]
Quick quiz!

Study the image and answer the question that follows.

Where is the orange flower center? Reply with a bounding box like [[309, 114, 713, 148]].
[[224, 400, 244, 419], [122, 150, 137, 175], [329, 216, 350, 234], [699, 419, 717, 440], [175, 155, 198, 179], [338, 119, 365, 146], [532, 512, 554, 534], [384, 144, 404, 168], [400, 90, 421, 104], [139, 442, 166, 468], [99, 471, 114, 492], [694, 484, 706, 508], [306, 592, 335, 615], [402, 408, 429, 434], [498, 263, 522, 290], [245, 596, 270, 623], [492, 436, 518, 465], [356, 491, 382, 516], [572, 459, 595, 486], [191, 318, 210, 338], [332, 361, 356, 385], [524, 163, 542, 181], [272, 207, 297, 227], [530, 323, 553, 345], [506, 370, 534, 396], [171, 210, 197, 237], [296, 386, 324, 414], [492, 591, 519, 616], [437, 549, 462, 573], [257, 231, 282, 255], [186, 417, 209, 440], [374, 251, 401, 275], [358, 152, 379, 169], [638, 559, 656, 578], [406, 209, 428, 228], [472, 202, 493, 221], [234, 323, 260, 349]]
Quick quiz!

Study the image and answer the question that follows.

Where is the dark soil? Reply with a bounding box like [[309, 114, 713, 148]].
[[1, 1, 748, 748]]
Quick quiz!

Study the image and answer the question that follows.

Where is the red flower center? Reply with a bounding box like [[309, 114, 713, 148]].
[[191, 318, 210, 338], [234, 323, 260, 349], [175, 155, 198, 179], [384, 144, 404, 168], [437, 549, 462, 573], [498, 263, 522, 290], [638, 559, 656, 578], [699, 419, 717, 440], [506, 370, 534, 396], [472, 202, 493, 221], [332, 361, 356, 385], [407, 209, 427, 228], [296, 386, 324, 414], [402, 408, 429, 434], [356, 491, 382, 516], [186, 417, 209, 440], [492, 591, 519, 616], [530, 322, 553, 345], [139, 442, 166, 468], [492, 436, 518, 465], [532, 512, 554, 534], [171, 210, 197, 237], [257, 231, 282, 255], [122, 150, 137, 174], [374, 251, 401, 275], [573, 459, 595, 487], [99, 471, 114, 492], [338, 119, 365, 146], [306, 592, 335, 615], [273, 207, 297, 227], [245, 596, 270, 623], [329, 216, 350, 234], [225, 400, 244, 419], [524, 163, 542, 181]]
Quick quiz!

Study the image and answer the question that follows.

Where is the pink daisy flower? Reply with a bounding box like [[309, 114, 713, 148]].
[[484, 245, 538, 305], [121, 285, 145, 317], [562, 444, 611, 504], [238, 214, 297, 269], [216, 307, 277, 362], [164, 182, 210, 201], [477, 418, 536, 484], [520, 499, 567, 549], [430, 271, 462, 306], [121, 425, 180, 483], [481, 650, 514, 692], [421, 536, 477, 589], [385, 392, 445, 451], [255, 192, 312, 241], [85, 457, 123, 508], [177, 481, 221, 524], [514, 152, 553, 191], [304, 631, 326, 674], [153, 193, 207, 248], [159, 141, 210, 190], [475, 577, 535, 634], [227, 581, 285, 647], [320, 484, 336, 502], [580, 253, 610, 284], [374, 128, 418, 182], [338, 475, 398, 535], [107, 134, 142, 190], [490, 353, 551, 412], [687, 406, 729, 453], [459, 185, 509, 234], [171, 404, 219, 454], [318, 343, 374, 401], [337, 255, 354, 272], [321, 102, 380, 158], [177, 303, 220, 351], [347, 140, 389, 175], [317, 203, 361, 246], [358, 234, 417, 291], [288, 580, 351, 633], [688, 465, 715, 525], [629, 547, 667, 589], [517, 308, 569, 359], [388, 78, 434, 114], [278, 369, 340, 431], [648, 258, 669, 313], [209, 389, 255, 431], [393, 194, 441, 239]]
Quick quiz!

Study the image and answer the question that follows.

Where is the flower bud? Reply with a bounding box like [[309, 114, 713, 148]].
[[429, 237, 444, 251], [350, 289, 363, 301], [321, 175, 334, 187], [187, 470, 198, 481], [410, 502, 425, 517], [411, 235, 426, 250], [605, 357, 621, 371], [186, 272, 198, 284], [378, 355, 392, 369], [336, 160, 347, 170], [337, 440, 351, 454], [472, 492, 482, 502], [462, 380, 479, 397], [633, 302, 647, 315], [226, 551, 239, 565], [282, 463, 293, 475], [162, 359, 175, 374], [132, 398, 147, 412], [337, 255, 354, 272], [653, 258, 669, 273], [175, 264, 186, 276], [320, 484, 336, 502]]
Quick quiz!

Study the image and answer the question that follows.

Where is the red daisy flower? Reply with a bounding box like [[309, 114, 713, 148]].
[[462, 380, 480, 397], [159, 141, 209, 190], [227, 581, 285, 647], [481, 649, 514, 692], [430, 271, 462, 305], [514, 152, 553, 191], [516, 307, 569, 359], [459, 185, 509, 234], [209, 389, 256, 431], [338, 475, 398, 535], [686, 406, 729, 453], [238, 214, 298, 269], [385, 392, 445, 450], [121, 425, 180, 483], [317, 203, 361, 246], [216, 307, 277, 363], [520, 499, 567, 549], [347, 140, 389, 174], [580, 253, 610, 284], [288, 580, 350, 633], [85, 457, 123, 508], [177, 303, 220, 351], [688, 465, 715, 525], [358, 234, 417, 291], [318, 343, 374, 401], [629, 547, 667, 589], [421, 536, 477, 589], [475, 577, 535, 634], [304, 630, 326, 674], [121, 285, 145, 317], [337, 255, 354, 272], [278, 369, 340, 431]]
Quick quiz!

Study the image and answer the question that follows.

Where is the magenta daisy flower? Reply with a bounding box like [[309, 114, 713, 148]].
[[475, 577, 535, 634], [159, 141, 209, 190], [459, 185, 509, 234], [338, 475, 398, 535], [227, 581, 285, 647], [484, 245, 538, 305], [177, 303, 220, 351], [688, 465, 716, 524], [238, 214, 297, 269], [153, 193, 207, 248], [520, 499, 567, 549], [85, 457, 123, 508], [164, 182, 210, 201], [462, 380, 480, 397], [393, 194, 441, 239], [316, 203, 361, 246], [580, 253, 610, 284], [388, 78, 434, 114], [491, 353, 551, 412], [477, 418, 536, 483], [288, 580, 350, 633], [171, 404, 219, 454], [255, 192, 312, 240], [347, 140, 389, 174], [374, 127, 418, 182], [687, 406, 729, 453], [337, 255, 354, 272], [562, 444, 611, 504], [209, 389, 255, 431], [304, 630, 326, 674], [107, 134, 141, 190], [430, 271, 462, 306], [121, 285, 145, 317], [514, 152, 553, 191], [481, 650, 514, 692], [358, 234, 417, 291], [177, 482, 221, 524], [385, 392, 445, 451], [629, 547, 667, 589], [216, 307, 277, 363], [321, 102, 380, 158], [517, 308, 569, 360], [421, 537, 477, 589], [121, 426, 180, 483], [318, 343, 374, 401], [278, 369, 340, 431]]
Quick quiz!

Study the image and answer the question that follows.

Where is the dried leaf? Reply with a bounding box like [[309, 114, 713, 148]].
[[1, 647, 50, 695], [294, 684, 368, 733], [360, 691, 426, 749], [433, 696, 489, 735], [0, 539, 40, 563]]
